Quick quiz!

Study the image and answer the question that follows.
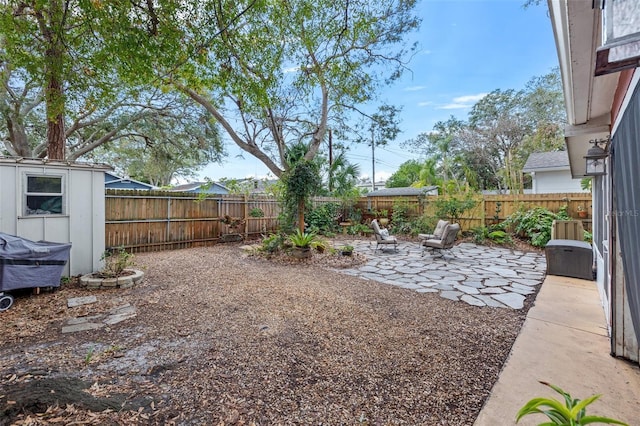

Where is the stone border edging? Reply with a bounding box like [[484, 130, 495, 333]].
[[79, 269, 145, 289]]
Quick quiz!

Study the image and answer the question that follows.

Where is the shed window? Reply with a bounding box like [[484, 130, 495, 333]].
[[24, 175, 64, 215]]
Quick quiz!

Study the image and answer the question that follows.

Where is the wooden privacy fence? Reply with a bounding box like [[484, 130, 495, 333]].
[[105, 190, 593, 252], [105, 190, 283, 252], [355, 192, 593, 232]]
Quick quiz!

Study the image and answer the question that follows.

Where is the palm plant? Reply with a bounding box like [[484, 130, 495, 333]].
[[288, 229, 316, 248], [516, 382, 628, 425]]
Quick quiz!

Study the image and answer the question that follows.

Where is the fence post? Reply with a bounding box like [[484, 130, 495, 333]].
[[244, 193, 249, 239], [481, 197, 486, 228]]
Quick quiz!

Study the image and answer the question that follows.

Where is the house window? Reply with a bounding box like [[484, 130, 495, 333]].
[[24, 175, 64, 215]]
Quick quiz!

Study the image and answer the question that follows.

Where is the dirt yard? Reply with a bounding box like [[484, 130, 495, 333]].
[[0, 242, 534, 425]]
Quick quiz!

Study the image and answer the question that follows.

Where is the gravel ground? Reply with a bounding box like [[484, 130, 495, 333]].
[[0, 241, 534, 425]]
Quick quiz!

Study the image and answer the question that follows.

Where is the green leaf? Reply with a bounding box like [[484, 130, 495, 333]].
[[569, 394, 601, 417], [516, 398, 572, 423], [579, 415, 629, 425]]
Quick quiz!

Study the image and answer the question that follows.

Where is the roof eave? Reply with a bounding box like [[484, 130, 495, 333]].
[[548, 0, 618, 178]]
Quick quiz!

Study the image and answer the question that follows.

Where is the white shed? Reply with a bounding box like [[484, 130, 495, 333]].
[[522, 151, 587, 194], [0, 157, 110, 276]]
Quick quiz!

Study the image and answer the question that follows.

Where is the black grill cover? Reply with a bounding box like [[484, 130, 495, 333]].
[[0, 233, 71, 291]]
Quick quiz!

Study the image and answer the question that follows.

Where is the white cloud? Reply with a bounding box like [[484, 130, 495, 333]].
[[438, 103, 471, 110], [283, 66, 300, 73], [437, 93, 487, 110], [452, 93, 487, 103], [417, 101, 433, 107]]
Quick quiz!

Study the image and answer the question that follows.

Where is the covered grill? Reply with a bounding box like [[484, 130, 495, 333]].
[[0, 233, 71, 311]]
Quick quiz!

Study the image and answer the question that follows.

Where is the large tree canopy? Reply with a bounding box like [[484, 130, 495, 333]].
[[402, 69, 565, 192], [136, 0, 421, 177]]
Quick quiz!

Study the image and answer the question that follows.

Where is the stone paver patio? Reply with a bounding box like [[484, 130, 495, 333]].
[[336, 240, 546, 309]]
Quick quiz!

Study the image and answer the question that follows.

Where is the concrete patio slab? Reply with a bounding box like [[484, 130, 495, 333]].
[[475, 275, 640, 426]]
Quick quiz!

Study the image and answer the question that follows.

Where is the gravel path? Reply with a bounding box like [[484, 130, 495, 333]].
[[0, 242, 535, 425]]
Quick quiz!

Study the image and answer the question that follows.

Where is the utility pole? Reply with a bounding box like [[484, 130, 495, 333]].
[[328, 129, 333, 192], [371, 127, 376, 192]]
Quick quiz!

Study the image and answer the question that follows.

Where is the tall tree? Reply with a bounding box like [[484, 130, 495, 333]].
[[88, 96, 224, 186], [154, 0, 419, 177], [1, 0, 105, 159], [386, 159, 422, 188]]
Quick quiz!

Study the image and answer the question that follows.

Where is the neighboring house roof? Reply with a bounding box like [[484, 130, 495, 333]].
[[365, 186, 438, 197], [522, 151, 570, 173], [169, 181, 229, 194], [104, 172, 156, 190]]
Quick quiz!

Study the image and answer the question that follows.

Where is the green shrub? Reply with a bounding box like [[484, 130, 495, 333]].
[[471, 225, 511, 245], [259, 233, 287, 253], [390, 202, 411, 234], [505, 205, 572, 247], [306, 202, 341, 234], [99, 246, 134, 278], [249, 207, 265, 217], [288, 229, 317, 248], [433, 195, 478, 222], [407, 216, 439, 236]]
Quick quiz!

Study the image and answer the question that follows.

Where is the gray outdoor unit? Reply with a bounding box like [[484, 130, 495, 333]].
[[545, 239, 593, 281]]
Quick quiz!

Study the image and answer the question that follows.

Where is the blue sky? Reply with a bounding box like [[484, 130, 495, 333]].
[[197, 0, 560, 183]]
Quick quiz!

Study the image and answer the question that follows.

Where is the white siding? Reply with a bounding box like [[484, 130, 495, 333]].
[[0, 159, 108, 276], [533, 170, 586, 193]]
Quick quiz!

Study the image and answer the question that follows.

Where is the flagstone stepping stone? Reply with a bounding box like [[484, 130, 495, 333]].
[[358, 265, 380, 273], [479, 287, 506, 294], [62, 322, 104, 334], [513, 278, 543, 286], [434, 284, 455, 291], [505, 284, 536, 295], [484, 279, 511, 287], [492, 293, 525, 309], [485, 267, 519, 277], [461, 295, 485, 307], [67, 296, 97, 308], [475, 295, 508, 308], [416, 288, 438, 293], [440, 291, 463, 301], [463, 281, 484, 289], [454, 284, 480, 295]]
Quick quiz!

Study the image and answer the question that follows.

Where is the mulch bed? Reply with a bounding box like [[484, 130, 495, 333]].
[[0, 241, 536, 425]]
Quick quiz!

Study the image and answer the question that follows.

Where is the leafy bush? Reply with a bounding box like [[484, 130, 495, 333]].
[[258, 233, 287, 253], [288, 229, 317, 248], [584, 230, 593, 243], [407, 216, 439, 236], [249, 207, 265, 217], [505, 206, 569, 247], [306, 202, 341, 234], [471, 225, 511, 245], [99, 246, 134, 278], [517, 381, 628, 425], [390, 202, 411, 234], [433, 195, 478, 222]]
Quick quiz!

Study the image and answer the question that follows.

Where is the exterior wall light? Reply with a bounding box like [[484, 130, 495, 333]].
[[584, 137, 610, 176]]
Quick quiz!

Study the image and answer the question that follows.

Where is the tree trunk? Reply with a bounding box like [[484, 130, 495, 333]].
[[5, 116, 31, 157], [43, 0, 66, 160], [298, 199, 305, 234]]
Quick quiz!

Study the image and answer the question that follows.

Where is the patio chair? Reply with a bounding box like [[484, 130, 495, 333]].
[[371, 219, 398, 253], [418, 219, 449, 242], [421, 223, 460, 259]]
